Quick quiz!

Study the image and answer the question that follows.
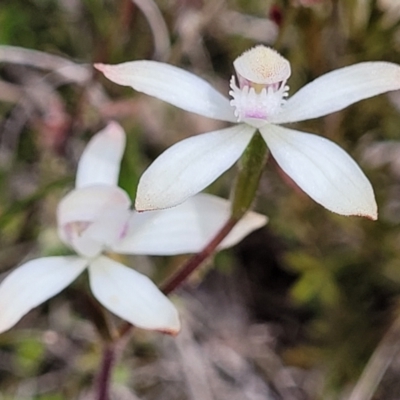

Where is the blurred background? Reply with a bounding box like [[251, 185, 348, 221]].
[[1, 0, 400, 399]]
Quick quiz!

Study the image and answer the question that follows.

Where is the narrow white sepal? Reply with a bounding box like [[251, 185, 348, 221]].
[[76, 122, 126, 188], [88, 256, 180, 334], [0, 256, 87, 334], [270, 62, 400, 124], [260, 124, 377, 219], [95, 61, 237, 123], [135, 124, 256, 211], [112, 193, 267, 255]]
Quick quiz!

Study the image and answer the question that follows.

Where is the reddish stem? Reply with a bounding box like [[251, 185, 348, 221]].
[[161, 217, 238, 295], [96, 343, 115, 400], [117, 216, 239, 338]]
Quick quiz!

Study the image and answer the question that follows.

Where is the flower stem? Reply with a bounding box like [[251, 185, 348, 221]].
[[96, 342, 115, 400], [117, 218, 239, 337], [118, 131, 268, 336], [118, 217, 240, 336], [161, 132, 268, 294], [160, 216, 239, 294], [231, 131, 268, 220]]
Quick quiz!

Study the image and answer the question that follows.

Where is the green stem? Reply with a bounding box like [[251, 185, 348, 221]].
[[231, 131, 269, 219], [162, 131, 268, 293]]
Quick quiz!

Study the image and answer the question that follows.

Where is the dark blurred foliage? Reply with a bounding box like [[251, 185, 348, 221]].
[[1, 0, 400, 399]]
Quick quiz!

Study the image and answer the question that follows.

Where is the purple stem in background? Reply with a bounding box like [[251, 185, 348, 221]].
[[96, 343, 115, 400]]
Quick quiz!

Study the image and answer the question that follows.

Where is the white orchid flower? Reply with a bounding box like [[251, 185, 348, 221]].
[[0, 122, 267, 335], [96, 45, 400, 219]]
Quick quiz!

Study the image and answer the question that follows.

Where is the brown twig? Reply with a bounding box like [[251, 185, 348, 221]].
[[347, 312, 400, 400], [130, 0, 170, 61]]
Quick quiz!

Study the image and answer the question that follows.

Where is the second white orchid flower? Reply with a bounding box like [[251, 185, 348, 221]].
[[96, 45, 400, 219], [0, 122, 266, 336]]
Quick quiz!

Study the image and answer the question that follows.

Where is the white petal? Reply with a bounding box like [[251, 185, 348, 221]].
[[70, 206, 131, 258], [58, 186, 131, 226], [135, 125, 255, 211], [0, 256, 87, 334], [88, 256, 180, 334], [76, 122, 126, 188], [95, 61, 237, 122], [260, 124, 377, 219], [112, 193, 267, 255], [270, 62, 400, 124], [57, 186, 131, 257], [83, 207, 131, 247]]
